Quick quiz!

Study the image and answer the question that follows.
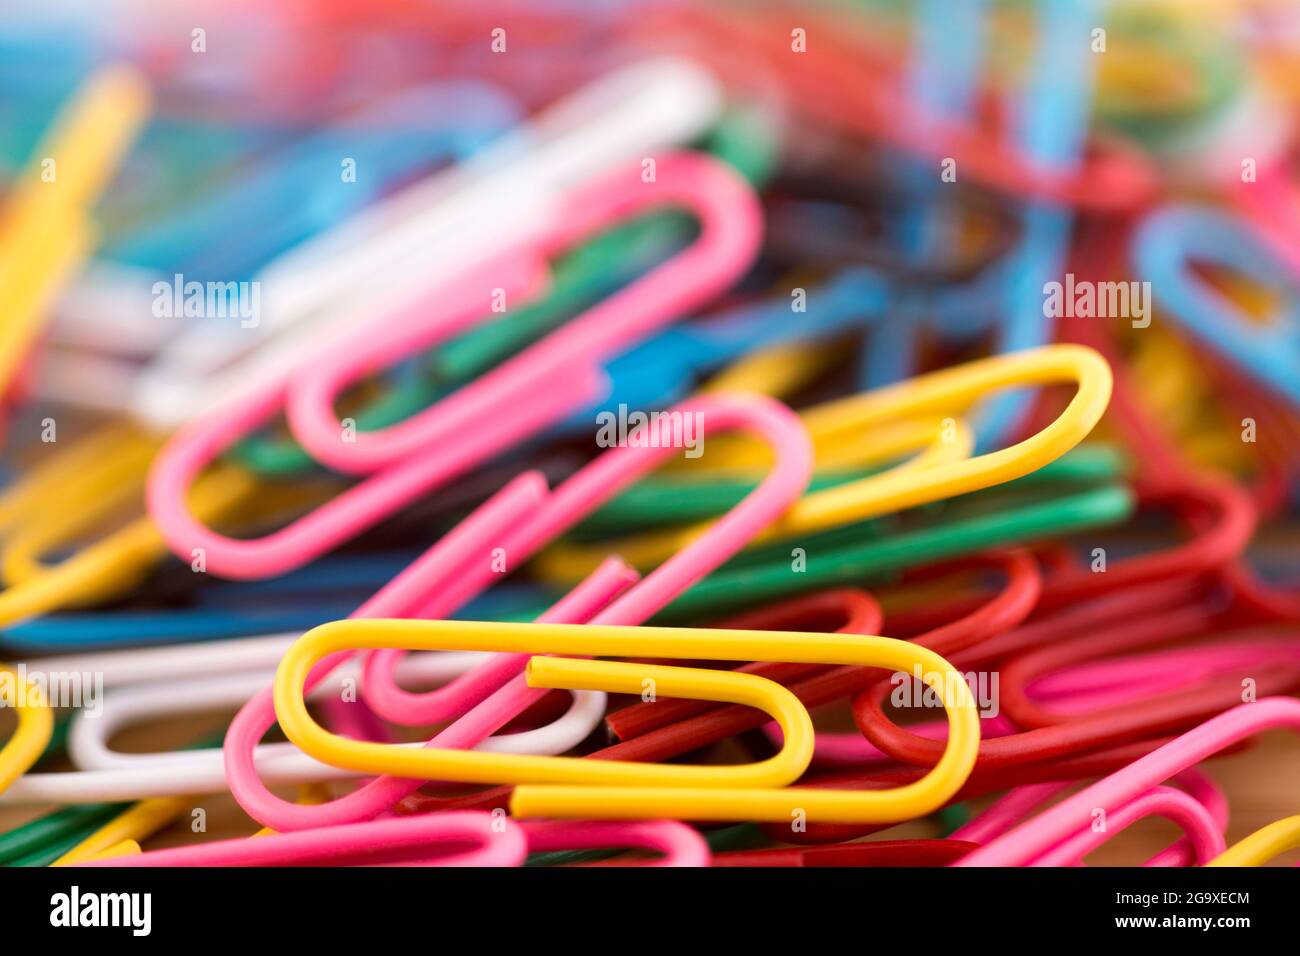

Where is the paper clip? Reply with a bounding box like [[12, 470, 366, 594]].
[[271, 618, 977, 825], [147, 150, 760, 577], [853, 595, 1300, 775], [281, 151, 760, 474], [984, 787, 1224, 867], [83, 810, 526, 867], [0, 663, 53, 795], [224, 109, 782, 478], [395, 551, 1037, 823], [949, 767, 1229, 867], [0, 64, 149, 402], [79, 813, 708, 867], [1208, 815, 1300, 867], [0, 425, 271, 627], [958, 697, 1300, 865], [1133, 203, 1300, 408]]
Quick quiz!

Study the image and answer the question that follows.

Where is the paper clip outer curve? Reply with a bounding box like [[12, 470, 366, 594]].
[[1134, 204, 1300, 408], [145, 326, 601, 580], [0, 665, 54, 795]]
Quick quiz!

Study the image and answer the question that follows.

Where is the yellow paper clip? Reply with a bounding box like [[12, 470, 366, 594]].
[[1206, 815, 1300, 867], [0, 64, 151, 394], [0, 453, 258, 627], [88, 840, 143, 861], [0, 419, 336, 625], [0, 68, 155, 748], [539, 343, 1110, 577], [0, 664, 55, 796], [52, 796, 190, 866], [273, 619, 979, 824]]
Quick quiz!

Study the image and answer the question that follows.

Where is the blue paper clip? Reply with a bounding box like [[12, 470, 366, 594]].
[[862, 0, 1099, 450], [868, 0, 989, 389], [1133, 204, 1300, 408]]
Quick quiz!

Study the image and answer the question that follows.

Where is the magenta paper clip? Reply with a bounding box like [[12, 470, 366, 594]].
[[520, 819, 709, 867], [1238, 162, 1300, 279], [953, 768, 1227, 867], [223, 392, 812, 831], [81, 810, 525, 867], [80, 814, 707, 867], [147, 150, 761, 579], [1028, 786, 1224, 867], [957, 697, 1300, 866]]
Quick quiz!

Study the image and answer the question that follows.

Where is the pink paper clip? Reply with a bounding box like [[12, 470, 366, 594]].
[[285, 150, 761, 474], [1025, 786, 1224, 867], [147, 151, 761, 578], [223, 391, 812, 831], [80, 814, 708, 867], [1237, 162, 1300, 279], [951, 768, 1228, 867], [82, 810, 526, 867], [957, 697, 1300, 866], [519, 819, 709, 867]]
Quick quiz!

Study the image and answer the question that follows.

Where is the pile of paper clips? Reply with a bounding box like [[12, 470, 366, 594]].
[[2, 0, 1300, 869]]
